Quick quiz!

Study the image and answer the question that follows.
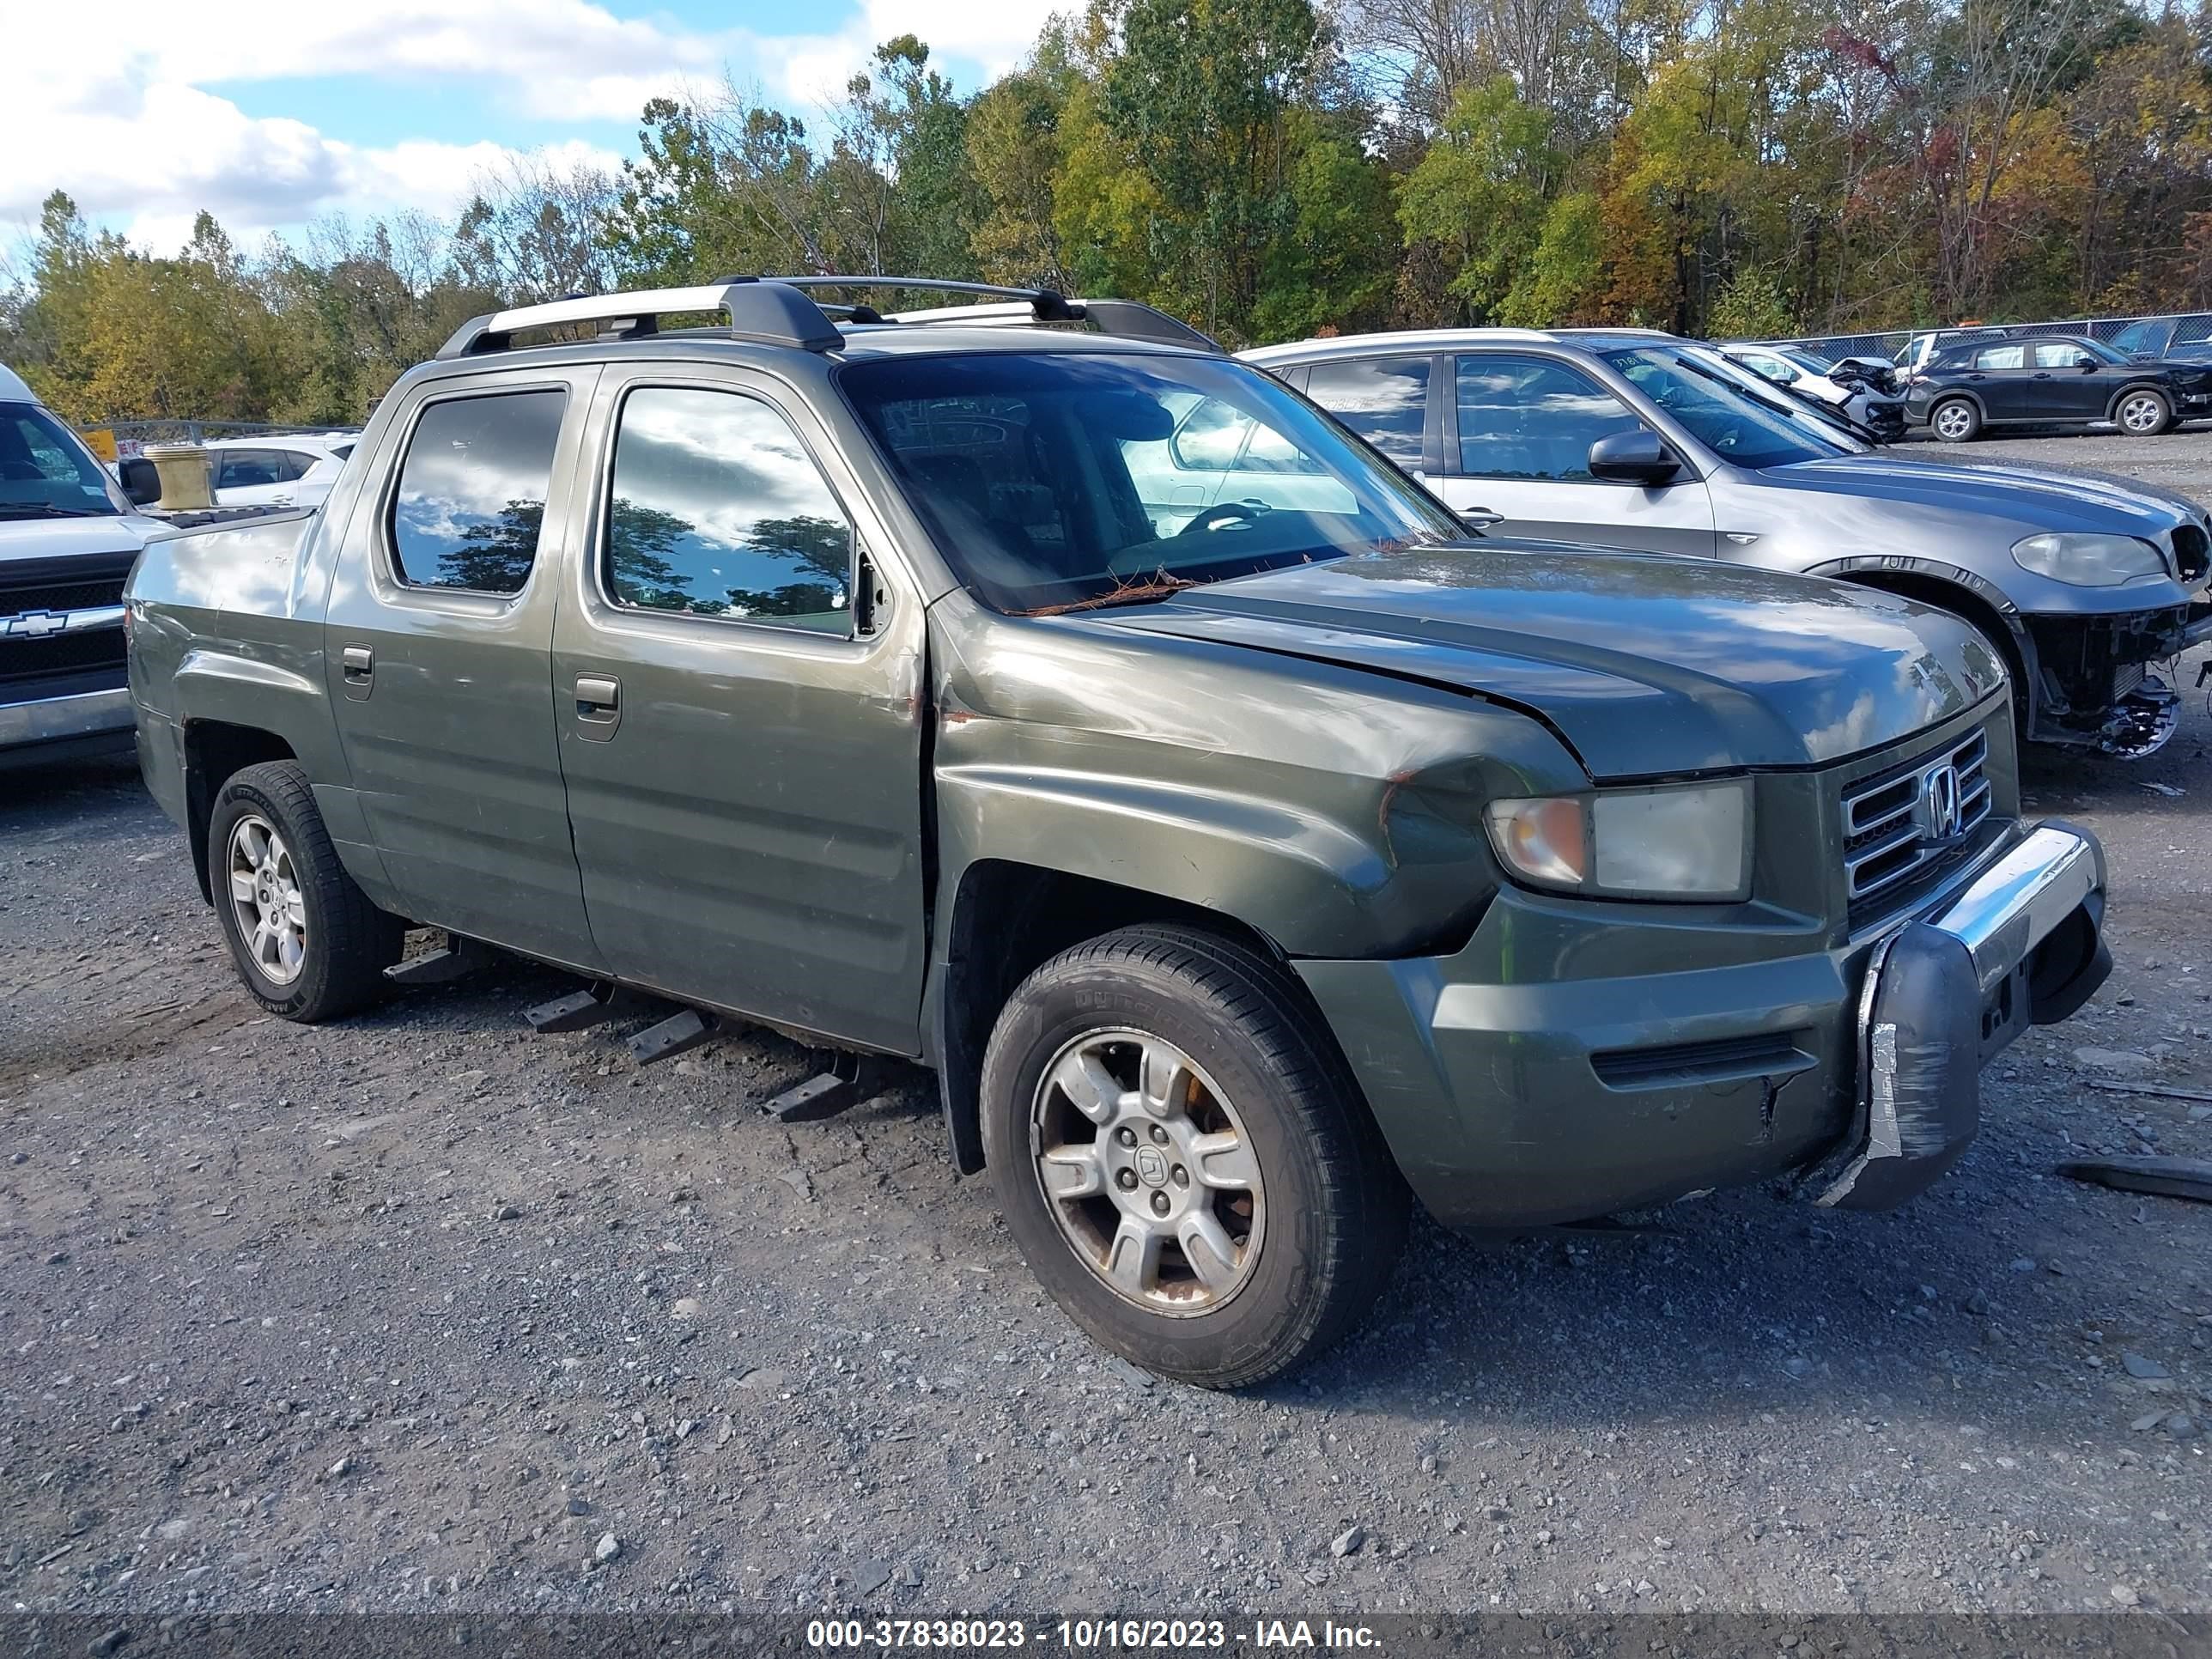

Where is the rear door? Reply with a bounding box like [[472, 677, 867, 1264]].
[[1434, 350, 1715, 556], [322, 367, 607, 970], [551, 365, 930, 1054], [1962, 342, 2031, 420]]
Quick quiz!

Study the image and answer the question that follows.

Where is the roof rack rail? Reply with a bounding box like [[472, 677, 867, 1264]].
[[434, 274, 1220, 360], [763, 276, 1219, 351], [436, 279, 842, 359]]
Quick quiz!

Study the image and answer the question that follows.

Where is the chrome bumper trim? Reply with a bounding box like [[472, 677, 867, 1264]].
[[1927, 823, 2105, 994], [0, 686, 136, 750]]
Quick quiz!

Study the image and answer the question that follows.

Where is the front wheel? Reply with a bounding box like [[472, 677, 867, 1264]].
[[980, 924, 1408, 1389], [2115, 388, 2172, 436], [207, 762, 403, 1021], [1929, 398, 1981, 443]]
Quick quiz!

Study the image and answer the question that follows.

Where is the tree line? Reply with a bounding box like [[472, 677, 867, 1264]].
[[6, 0, 2210, 428]]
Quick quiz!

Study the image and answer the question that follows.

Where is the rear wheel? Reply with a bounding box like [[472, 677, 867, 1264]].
[[2115, 388, 2172, 436], [207, 762, 403, 1021], [981, 924, 1408, 1389], [1929, 398, 1981, 443]]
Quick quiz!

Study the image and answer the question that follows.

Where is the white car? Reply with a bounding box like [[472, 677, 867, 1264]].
[[1720, 343, 1903, 434], [201, 432, 358, 511]]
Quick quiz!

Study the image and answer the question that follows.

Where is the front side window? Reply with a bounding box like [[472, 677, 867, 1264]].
[[2032, 341, 2094, 369], [1300, 357, 1431, 466], [1454, 354, 1643, 481], [390, 390, 566, 594], [605, 386, 854, 634], [0, 403, 120, 519], [840, 352, 1459, 616]]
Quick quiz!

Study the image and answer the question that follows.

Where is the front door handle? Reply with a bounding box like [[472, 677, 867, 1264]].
[[1459, 507, 1504, 530], [574, 674, 622, 738], [340, 642, 374, 701]]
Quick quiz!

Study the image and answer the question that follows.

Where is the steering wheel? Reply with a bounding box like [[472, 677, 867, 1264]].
[[1176, 501, 1264, 537]]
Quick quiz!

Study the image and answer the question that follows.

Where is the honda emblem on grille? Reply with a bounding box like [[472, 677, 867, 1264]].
[[1918, 763, 1963, 842], [3, 609, 67, 639]]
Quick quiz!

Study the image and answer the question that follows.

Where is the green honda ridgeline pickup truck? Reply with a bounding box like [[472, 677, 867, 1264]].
[[126, 279, 2112, 1387]]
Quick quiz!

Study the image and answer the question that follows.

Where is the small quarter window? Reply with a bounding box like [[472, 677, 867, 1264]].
[[605, 386, 854, 635], [390, 390, 566, 594]]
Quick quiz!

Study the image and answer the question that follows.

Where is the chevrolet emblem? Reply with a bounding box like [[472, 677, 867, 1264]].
[[3, 610, 67, 639]]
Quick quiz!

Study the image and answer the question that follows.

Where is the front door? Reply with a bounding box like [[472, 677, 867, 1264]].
[[2027, 339, 2122, 420], [551, 368, 930, 1054], [322, 368, 607, 970], [1436, 351, 1716, 556]]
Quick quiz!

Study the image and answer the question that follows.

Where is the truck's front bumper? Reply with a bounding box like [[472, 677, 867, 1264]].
[[0, 685, 136, 756], [1297, 821, 2108, 1231]]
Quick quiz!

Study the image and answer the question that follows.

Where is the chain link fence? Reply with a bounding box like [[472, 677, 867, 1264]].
[[1765, 309, 2212, 363]]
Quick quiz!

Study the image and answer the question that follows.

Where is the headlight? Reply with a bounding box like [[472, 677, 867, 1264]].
[[1484, 781, 1751, 901], [2010, 532, 2167, 586]]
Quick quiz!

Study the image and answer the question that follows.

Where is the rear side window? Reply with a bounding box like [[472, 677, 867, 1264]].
[[605, 386, 854, 635], [390, 391, 565, 594], [1972, 344, 2025, 370], [216, 450, 289, 489], [1302, 357, 1430, 466]]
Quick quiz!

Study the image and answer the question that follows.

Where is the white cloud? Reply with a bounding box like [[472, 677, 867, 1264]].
[[0, 0, 1043, 249]]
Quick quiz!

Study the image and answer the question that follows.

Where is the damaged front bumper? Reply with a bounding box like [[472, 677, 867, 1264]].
[[1295, 820, 2108, 1231], [2021, 597, 2212, 758], [1816, 822, 2107, 1209]]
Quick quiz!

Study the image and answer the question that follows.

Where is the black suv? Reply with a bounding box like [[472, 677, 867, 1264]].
[[1905, 332, 2212, 441]]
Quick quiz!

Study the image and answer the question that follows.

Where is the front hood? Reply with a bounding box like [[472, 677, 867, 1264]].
[[1758, 453, 2204, 538], [1095, 544, 2002, 780], [0, 511, 164, 564]]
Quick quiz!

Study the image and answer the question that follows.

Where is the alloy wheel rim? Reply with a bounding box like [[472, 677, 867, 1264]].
[[1029, 1028, 1265, 1317], [1936, 404, 1971, 438], [2121, 395, 2161, 433], [226, 814, 307, 986]]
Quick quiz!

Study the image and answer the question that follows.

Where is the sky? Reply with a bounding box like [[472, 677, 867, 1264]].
[[2, 0, 1042, 259]]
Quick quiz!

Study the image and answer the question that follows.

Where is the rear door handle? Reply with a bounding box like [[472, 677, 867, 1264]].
[[574, 674, 622, 738], [340, 643, 374, 701]]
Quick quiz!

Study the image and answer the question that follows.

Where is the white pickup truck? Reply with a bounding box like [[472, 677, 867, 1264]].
[[0, 365, 172, 765]]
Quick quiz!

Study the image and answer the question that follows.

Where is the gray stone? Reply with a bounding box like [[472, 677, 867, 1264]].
[[493, 1204, 520, 1222], [854, 1559, 890, 1595], [2164, 1413, 2199, 1439], [2073, 1048, 2156, 1075], [1330, 1525, 1364, 1558], [594, 1533, 622, 1564], [567, 1497, 592, 1516], [2121, 1352, 2169, 1379], [2110, 1585, 2139, 1607]]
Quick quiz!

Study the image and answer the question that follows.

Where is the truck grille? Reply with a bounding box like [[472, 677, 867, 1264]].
[[1842, 726, 1992, 908]]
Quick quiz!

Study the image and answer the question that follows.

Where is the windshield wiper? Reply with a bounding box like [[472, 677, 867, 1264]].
[[0, 502, 109, 520]]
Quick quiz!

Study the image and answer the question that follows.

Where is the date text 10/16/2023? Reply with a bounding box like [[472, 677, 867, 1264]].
[[805, 1619, 1384, 1650]]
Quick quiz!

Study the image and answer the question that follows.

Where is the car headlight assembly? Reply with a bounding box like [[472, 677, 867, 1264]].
[[2010, 532, 2167, 586], [1484, 781, 1752, 902]]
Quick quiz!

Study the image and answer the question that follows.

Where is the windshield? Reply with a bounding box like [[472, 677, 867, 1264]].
[[838, 352, 1462, 614], [0, 403, 122, 519], [2076, 337, 2127, 364], [1601, 347, 1863, 468]]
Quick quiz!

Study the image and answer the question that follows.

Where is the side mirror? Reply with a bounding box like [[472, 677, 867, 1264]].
[[2081, 359, 2103, 371], [1589, 428, 1681, 486], [118, 456, 162, 507]]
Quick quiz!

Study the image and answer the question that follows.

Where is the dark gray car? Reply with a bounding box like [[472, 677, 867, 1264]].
[[1248, 330, 2212, 757]]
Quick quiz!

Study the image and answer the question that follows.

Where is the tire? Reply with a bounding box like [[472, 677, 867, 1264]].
[[2115, 388, 2172, 436], [205, 761, 403, 1022], [980, 923, 1409, 1389], [1929, 398, 1981, 443]]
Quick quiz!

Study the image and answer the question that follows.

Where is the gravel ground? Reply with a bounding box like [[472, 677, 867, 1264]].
[[2, 428, 2208, 1622]]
